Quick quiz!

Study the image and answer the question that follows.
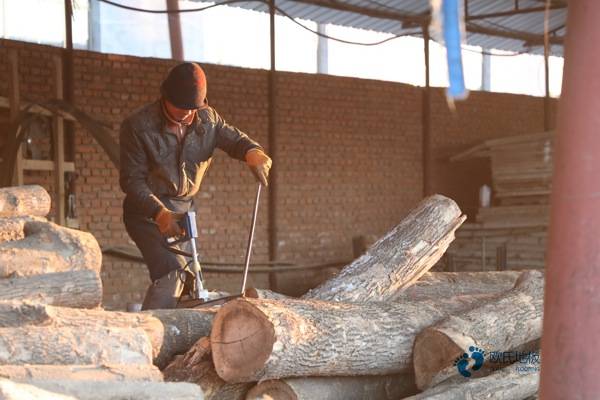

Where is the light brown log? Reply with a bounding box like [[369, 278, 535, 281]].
[[0, 185, 51, 218], [0, 364, 163, 382], [0, 378, 76, 400], [391, 271, 521, 302], [0, 270, 102, 308], [404, 360, 540, 400], [245, 375, 417, 400], [0, 326, 153, 365], [164, 337, 251, 400], [0, 302, 215, 368], [304, 195, 466, 302], [0, 220, 101, 278], [0, 216, 38, 243], [244, 288, 290, 300], [211, 294, 496, 383], [14, 380, 204, 400], [413, 270, 544, 390]]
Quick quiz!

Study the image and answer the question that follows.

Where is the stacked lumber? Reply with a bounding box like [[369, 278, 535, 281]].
[[446, 132, 553, 271], [0, 185, 209, 399]]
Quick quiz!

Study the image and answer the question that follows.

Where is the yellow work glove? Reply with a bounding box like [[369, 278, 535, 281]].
[[154, 207, 185, 238], [245, 148, 272, 187]]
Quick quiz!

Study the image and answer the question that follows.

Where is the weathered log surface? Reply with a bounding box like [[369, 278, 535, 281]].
[[165, 337, 250, 400], [0, 378, 76, 400], [0, 220, 102, 278], [0, 364, 163, 382], [245, 375, 417, 400], [405, 361, 540, 400], [391, 271, 521, 302], [0, 270, 102, 308], [304, 195, 466, 302], [245, 288, 290, 300], [0, 217, 40, 243], [0, 326, 153, 365], [0, 302, 215, 367], [211, 294, 495, 383], [0, 185, 51, 218], [413, 270, 544, 390], [17, 380, 204, 400]]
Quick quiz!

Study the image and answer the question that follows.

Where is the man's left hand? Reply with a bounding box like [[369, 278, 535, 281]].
[[245, 149, 272, 186]]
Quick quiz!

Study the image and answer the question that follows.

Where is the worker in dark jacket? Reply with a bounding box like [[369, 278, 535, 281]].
[[119, 62, 271, 310]]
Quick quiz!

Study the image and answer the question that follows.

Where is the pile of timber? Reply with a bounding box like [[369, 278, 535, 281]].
[[0, 185, 212, 399], [1, 187, 543, 399], [444, 132, 553, 271]]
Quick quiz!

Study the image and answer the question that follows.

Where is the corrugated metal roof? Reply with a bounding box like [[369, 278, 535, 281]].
[[192, 0, 565, 56]]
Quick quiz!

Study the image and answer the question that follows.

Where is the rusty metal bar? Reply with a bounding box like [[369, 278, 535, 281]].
[[166, 0, 184, 61], [422, 24, 432, 197], [466, 5, 565, 21]]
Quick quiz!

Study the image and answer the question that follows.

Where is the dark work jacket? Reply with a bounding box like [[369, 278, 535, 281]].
[[119, 100, 262, 218]]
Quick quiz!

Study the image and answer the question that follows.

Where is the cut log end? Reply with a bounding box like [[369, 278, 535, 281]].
[[413, 328, 463, 390], [211, 299, 275, 383], [246, 380, 296, 400]]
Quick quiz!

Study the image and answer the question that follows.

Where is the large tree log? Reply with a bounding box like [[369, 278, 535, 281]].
[[8, 379, 204, 400], [0, 379, 76, 400], [404, 360, 540, 400], [391, 271, 521, 302], [0, 364, 163, 382], [0, 270, 102, 308], [245, 375, 417, 400], [211, 294, 496, 383], [413, 270, 543, 390], [164, 337, 251, 400], [0, 185, 51, 218], [304, 195, 466, 302], [0, 326, 153, 365], [0, 216, 39, 243], [0, 302, 215, 367], [245, 288, 291, 300], [0, 220, 101, 277]]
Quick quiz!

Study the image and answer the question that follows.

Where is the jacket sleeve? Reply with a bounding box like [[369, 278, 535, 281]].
[[213, 109, 263, 161], [119, 119, 165, 218]]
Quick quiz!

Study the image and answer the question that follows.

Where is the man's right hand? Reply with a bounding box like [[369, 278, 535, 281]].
[[154, 207, 185, 237]]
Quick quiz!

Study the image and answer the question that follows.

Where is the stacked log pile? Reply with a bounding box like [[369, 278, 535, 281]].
[[1, 186, 543, 399], [445, 132, 553, 271]]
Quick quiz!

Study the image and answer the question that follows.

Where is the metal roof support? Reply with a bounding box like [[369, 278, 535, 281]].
[[267, 0, 279, 291], [543, 3, 551, 131], [540, 1, 600, 397], [317, 24, 328, 74], [167, 0, 184, 61], [63, 1, 75, 165], [421, 24, 432, 197], [465, 4, 565, 21]]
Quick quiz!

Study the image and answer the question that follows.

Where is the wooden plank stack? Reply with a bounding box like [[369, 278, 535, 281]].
[[445, 132, 554, 271], [0, 185, 543, 399]]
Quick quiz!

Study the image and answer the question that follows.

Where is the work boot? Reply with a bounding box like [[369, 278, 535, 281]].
[[141, 269, 186, 310]]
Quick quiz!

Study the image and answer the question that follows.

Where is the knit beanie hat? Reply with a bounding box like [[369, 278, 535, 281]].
[[161, 62, 207, 110]]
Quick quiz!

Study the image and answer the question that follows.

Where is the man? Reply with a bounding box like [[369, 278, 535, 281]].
[[119, 62, 271, 310]]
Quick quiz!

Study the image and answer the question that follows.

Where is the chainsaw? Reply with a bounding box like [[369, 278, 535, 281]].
[[164, 183, 263, 308]]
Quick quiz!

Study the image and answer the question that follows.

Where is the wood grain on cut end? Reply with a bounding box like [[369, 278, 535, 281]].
[[413, 328, 463, 390], [246, 380, 296, 400], [0, 185, 51, 218], [211, 299, 276, 383]]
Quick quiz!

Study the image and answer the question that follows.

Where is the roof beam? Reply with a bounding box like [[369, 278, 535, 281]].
[[466, 4, 566, 21]]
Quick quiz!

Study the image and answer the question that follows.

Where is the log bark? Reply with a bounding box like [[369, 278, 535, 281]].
[[245, 288, 290, 300], [245, 375, 417, 400], [0, 216, 39, 243], [210, 294, 496, 383], [0, 185, 51, 218], [164, 337, 251, 400], [304, 195, 466, 302], [0, 220, 101, 278], [0, 270, 102, 308], [12, 380, 204, 400], [0, 302, 215, 368], [391, 271, 521, 302], [404, 361, 540, 400], [0, 378, 76, 400], [0, 326, 153, 365], [413, 270, 544, 390], [0, 364, 163, 382]]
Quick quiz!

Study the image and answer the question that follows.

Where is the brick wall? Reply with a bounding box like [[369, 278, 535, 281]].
[[0, 39, 557, 309]]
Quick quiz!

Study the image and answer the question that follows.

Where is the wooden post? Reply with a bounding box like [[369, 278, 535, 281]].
[[8, 50, 23, 186], [53, 56, 66, 225]]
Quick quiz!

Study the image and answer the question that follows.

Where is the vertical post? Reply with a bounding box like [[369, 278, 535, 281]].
[[267, 0, 278, 290], [88, 0, 101, 51], [166, 0, 184, 61], [8, 50, 23, 186], [422, 24, 432, 197], [317, 24, 328, 74], [53, 56, 66, 226], [543, 0, 551, 131], [540, 1, 600, 398], [63, 0, 75, 163], [481, 48, 491, 91]]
